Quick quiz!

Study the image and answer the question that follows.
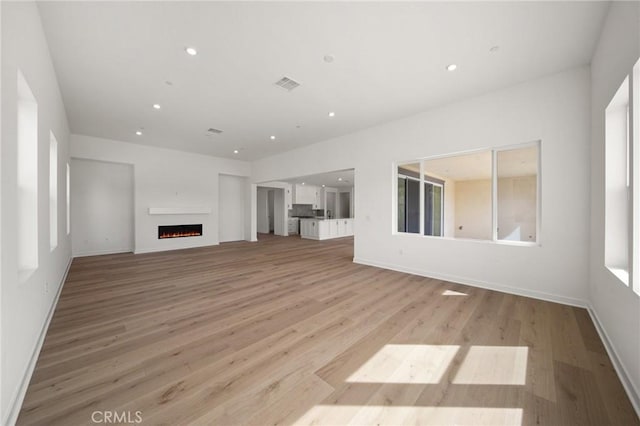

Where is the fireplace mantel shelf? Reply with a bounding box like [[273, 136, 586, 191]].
[[148, 207, 212, 215]]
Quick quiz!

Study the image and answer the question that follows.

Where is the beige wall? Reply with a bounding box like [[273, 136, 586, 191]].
[[450, 176, 537, 241], [454, 179, 492, 240], [498, 175, 537, 242]]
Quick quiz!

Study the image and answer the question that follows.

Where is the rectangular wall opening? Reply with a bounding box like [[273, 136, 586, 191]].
[[396, 142, 540, 244]]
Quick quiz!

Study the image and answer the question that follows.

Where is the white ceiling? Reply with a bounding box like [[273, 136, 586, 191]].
[[282, 169, 355, 189], [37, 1, 609, 161]]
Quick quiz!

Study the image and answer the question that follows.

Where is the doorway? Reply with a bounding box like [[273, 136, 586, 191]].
[[339, 191, 351, 219], [267, 190, 275, 233], [326, 191, 337, 219], [257, 185, 286, 237]]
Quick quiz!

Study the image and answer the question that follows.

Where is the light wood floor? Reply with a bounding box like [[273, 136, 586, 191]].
[[18, 235, 639, 425]]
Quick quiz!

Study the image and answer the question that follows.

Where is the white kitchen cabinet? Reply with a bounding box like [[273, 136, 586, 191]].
[[313, 187, 320, 209], [337, 218, 354, 236], [301, 219, 319, 239], [293, 184, 319, 206], [300, 218, 354, 240], [285, 185, 293, 210], [317, 221, 329, 239], [327, 219, 338, 238]]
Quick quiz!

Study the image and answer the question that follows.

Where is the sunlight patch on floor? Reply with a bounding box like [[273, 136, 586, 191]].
[[294, 405, 523, 426], [346, 344, 459, 384], [453, 345, 528, 385], [442, 289, 468, 296]]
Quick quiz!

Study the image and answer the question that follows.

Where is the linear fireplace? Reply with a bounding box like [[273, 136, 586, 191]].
[[158, 224, 203, 239]]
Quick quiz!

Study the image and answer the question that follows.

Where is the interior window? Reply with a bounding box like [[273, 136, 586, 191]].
[[396, 142, 540, 245], [424, 151, 492, 240], [496, 145, 539, 243]]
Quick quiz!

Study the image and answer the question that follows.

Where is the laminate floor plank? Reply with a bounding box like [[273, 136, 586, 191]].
[[17, 234, 639, 425]]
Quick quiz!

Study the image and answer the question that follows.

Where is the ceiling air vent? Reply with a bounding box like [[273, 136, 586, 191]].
[[206, 128, 223, 135], [274, 76, 300, 91]]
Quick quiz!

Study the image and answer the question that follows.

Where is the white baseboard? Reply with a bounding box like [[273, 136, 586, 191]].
[[353, 257, 588, 308], [73, 247, 133, 257], [4, 257, 72, 426], [587, 304, 640, 418]]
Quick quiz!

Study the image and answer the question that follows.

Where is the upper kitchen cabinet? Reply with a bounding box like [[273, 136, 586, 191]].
[[293, 184, 319, 207]]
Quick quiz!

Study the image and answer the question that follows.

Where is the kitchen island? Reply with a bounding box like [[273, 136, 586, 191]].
[[300, 218, 354, 240]]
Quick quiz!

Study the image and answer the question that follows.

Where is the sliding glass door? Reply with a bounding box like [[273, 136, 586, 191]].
[[397, 170, 443, 236], [424, 182, 443, 236]]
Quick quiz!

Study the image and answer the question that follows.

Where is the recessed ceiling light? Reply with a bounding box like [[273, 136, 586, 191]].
[[338, 177, 343, 181], [322, 184, 326, 187], [270, 135, 276, 140], [135, 131, 142, 136], [233, 149, 239, 154], [446, 64, 457, 71], [185, 47, 198, 56], [153, 104, 161, 110], [302, 182, 305, 185], [328, 111, 335, 117]]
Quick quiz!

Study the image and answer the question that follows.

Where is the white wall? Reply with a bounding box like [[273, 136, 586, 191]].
[[257, 187, 269, 234], [1, 2, 72, 423], [244, 182, 257, 243], [253, 66, 591, 307], [273, 189, 285, 236], [219, 174, 247, 242], [71, 134, 251, 253], [590, 1, 640, 411], [71, 159, 134, 256]]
